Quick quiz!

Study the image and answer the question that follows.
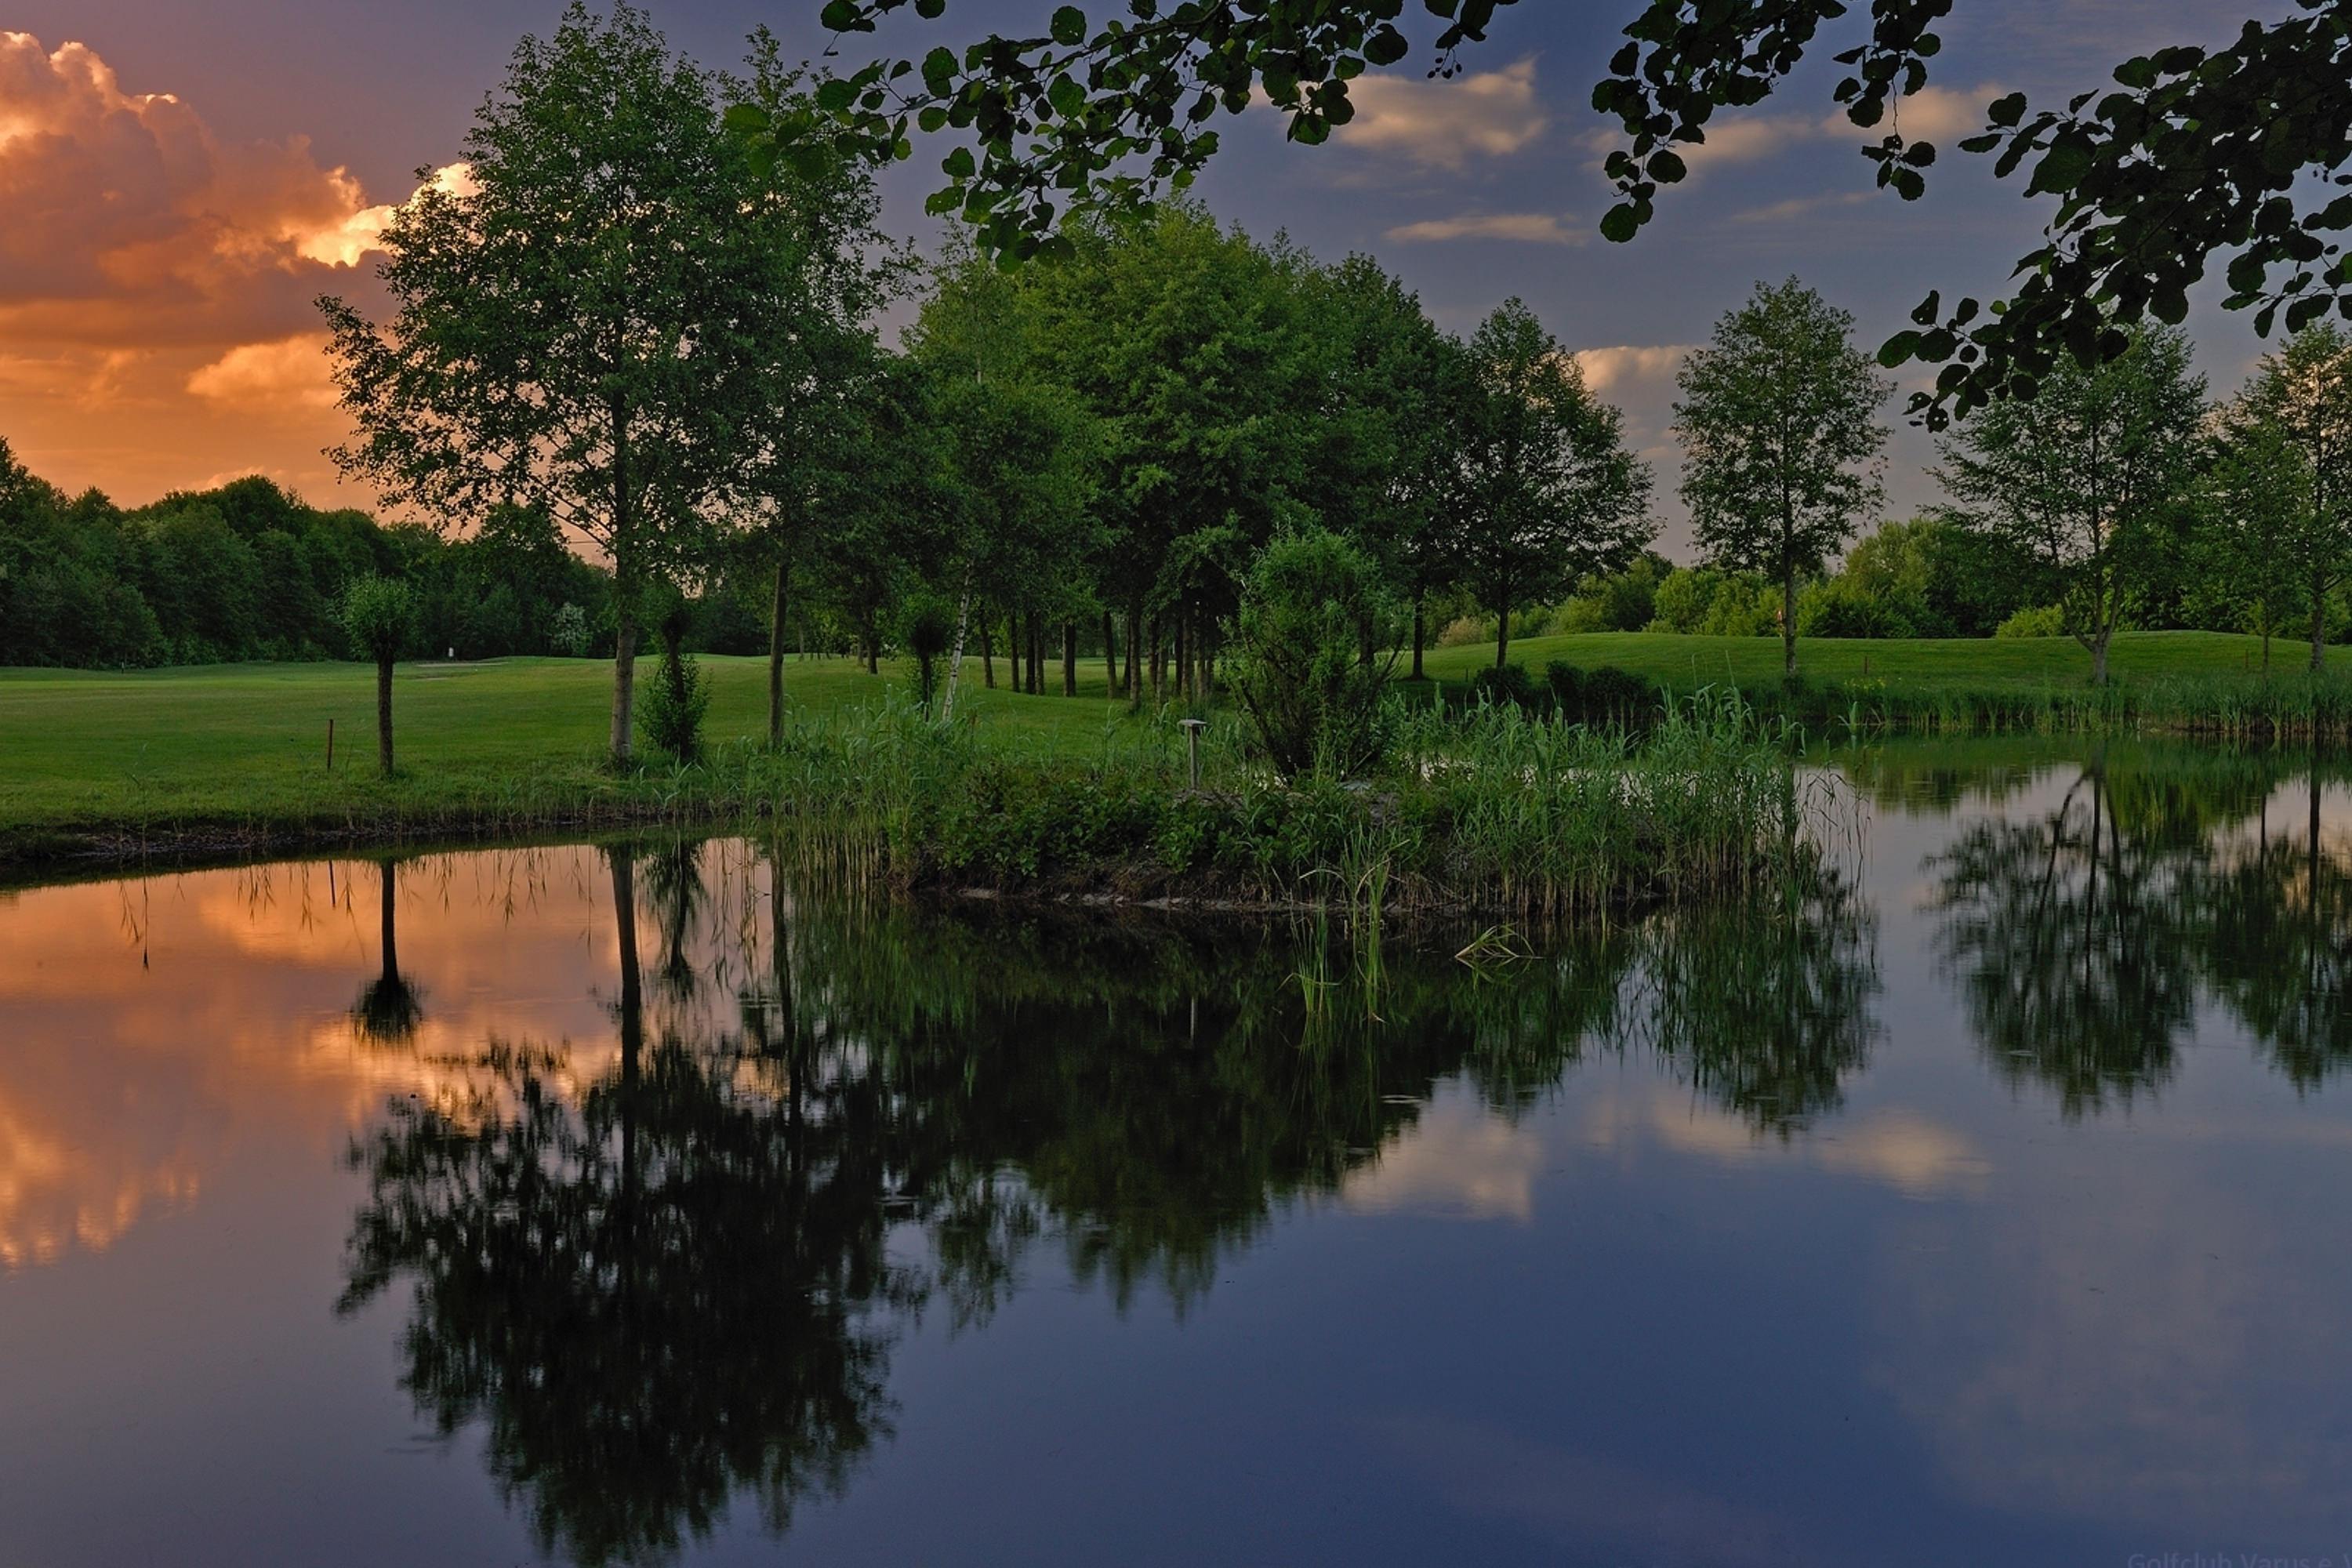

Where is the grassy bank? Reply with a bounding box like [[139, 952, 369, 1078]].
[[2, 630, 2342, 878], [1416, 630, 2352, 740], [0, 652, 1817, 914]]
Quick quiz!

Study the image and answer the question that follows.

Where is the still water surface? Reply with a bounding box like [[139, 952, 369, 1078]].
[[3, 739, 2350, 1566]]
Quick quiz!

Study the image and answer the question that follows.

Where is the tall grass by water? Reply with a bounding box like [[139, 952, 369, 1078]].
[[749, 688, 1829, 920]]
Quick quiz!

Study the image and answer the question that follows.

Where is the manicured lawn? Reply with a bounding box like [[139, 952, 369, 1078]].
[[0, 653, 1130, 839], [1414, 628, 2352, 690], [1, 630, 2342, 855]]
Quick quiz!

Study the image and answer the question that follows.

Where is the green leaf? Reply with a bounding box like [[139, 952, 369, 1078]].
[[816, 78, 858, 113], [942, 145, 976, 180], [1987, 91, 2028, 127], [1878, 330, 1922, 367], [1050, 5, 1087, 46], [1599, 205, 1640, 244]]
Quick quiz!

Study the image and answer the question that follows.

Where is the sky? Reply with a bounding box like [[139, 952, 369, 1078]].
[[0, 0, 2298, 553]]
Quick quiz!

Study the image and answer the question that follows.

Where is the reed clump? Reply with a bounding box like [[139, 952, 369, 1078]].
[[751, 688, 1828, 919]]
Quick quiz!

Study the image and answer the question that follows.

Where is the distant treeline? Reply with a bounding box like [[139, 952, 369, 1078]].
[[1433, 514, 2352, 652], [0, 446, 797, 669]]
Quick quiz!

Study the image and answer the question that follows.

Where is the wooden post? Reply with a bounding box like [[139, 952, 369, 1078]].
[[326, 717, 335, 774]]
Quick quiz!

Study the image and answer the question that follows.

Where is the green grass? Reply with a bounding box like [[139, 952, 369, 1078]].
[[3, 628, 2346, 874], [0, 653, 1130, 866], [1417, 628, 2352, 690]]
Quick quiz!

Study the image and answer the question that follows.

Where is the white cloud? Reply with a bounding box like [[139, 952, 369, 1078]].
[[1672, 83, 2005, 175], [1572, 344, 1697, 396], [1385, 211, 1583, 245], [1728, 191, 1875, 226], [1341, 58, 1548, 169]]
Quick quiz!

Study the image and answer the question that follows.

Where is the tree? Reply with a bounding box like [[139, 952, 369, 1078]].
[[1675, 279, 1889, 677], [1454, 299, 1653, 671], [1304, 256, 1461, 674], [340, 575, 415, 776], [1934, 326, 2205, 686], [2219, 324, 2352, 672], [903, 246, 1101, 717], [724, 43, 911, 746], [1228, 528, 1398, 779], [322, 4, 822, 762], [2198, 416, 2306, 673], [809, 1, 2352, 430]]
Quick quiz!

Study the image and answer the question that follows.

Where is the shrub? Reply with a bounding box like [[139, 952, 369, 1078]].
[[1996, 604, 2067, 639], [1469, 662, 1540, 708], [1581, 666, 1660, 724], [899, 593, 956, 713], [1228, 528, 1399, 779], [1544, 659, 1585, 710], [1436, 613, 1490, 647], [550, 602, 593, 656], [637, 650, 710, 763], [1797, 576, 1917, 639]]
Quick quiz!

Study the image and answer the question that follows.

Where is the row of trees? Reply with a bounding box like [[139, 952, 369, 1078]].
[[0, 454, 623, 670], [315, 5, 1674, 762]]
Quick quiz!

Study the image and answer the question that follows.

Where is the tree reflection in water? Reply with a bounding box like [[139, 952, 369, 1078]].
[[348, 858, 422, 1044], [339, 839, 1882, 1563], [1926, 749, 2352, 1116]]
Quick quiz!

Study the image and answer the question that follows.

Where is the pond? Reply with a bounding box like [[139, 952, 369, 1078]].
[[2, 738, 2350, 1566]]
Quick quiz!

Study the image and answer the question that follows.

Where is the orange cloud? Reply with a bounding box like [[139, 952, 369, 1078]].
[[0, 31, 435, 503]]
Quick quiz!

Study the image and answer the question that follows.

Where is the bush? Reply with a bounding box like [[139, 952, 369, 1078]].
[[1468, 661, 1541, 709], [1228, 528, 1399, 779], [1544, 659, 1585, 710], [1436, 614, 1490, 647], [1996, 604, 2067, 639], [1581, 666, 1660, 724], [899, 593, 956, 713], [339, 575, 415, 664], [1797, 576, 1917, 639], [550, 602, 593, 657]]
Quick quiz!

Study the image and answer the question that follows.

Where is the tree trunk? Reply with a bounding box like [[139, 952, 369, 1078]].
[[1174, 613, 1189, 704], [375, 652, 395, 775], [940, 577, 973, 724], [981, 615, 995, 688], [1198, 620, 1214, 699], [2313, 575, 2328, 673], [1494, 604, 1510, 671], [1062, 620, 1077, 696], [1124, 604, 1142, 709], [1149, 616, 1163, 706], [609, 617, 639, 763], [865, 633, 879, 675], [1102, 610, 1117, 695], [2091, 631, 2111, 688], [378, 859, 397, 985], [767, 550, 791, 747], [1411, 599, 1425, 681], [1781, 560, 1798, 679], [609, 848, 641, 1202]]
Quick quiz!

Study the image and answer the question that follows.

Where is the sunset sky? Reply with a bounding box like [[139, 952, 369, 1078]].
[[0, 0, 2295, 545]]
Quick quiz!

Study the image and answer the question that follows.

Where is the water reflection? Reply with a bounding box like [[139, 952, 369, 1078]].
[[9, 747, 2352, 1563], [1924, 750, 2352, 1116], [321, 838, 1884, 1562]]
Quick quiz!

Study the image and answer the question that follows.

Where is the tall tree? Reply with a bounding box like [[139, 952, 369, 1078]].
[[1934, 325, 2206, 686], [1454, 299, 1653, 671], [1306, 255, 1459, 673], [2219, 324, 2352, 672], [904, 247, 1100, 717], [322, 4, 821, 761], [1675, 279, 1889, 677], [725, 42, 912, 745]]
